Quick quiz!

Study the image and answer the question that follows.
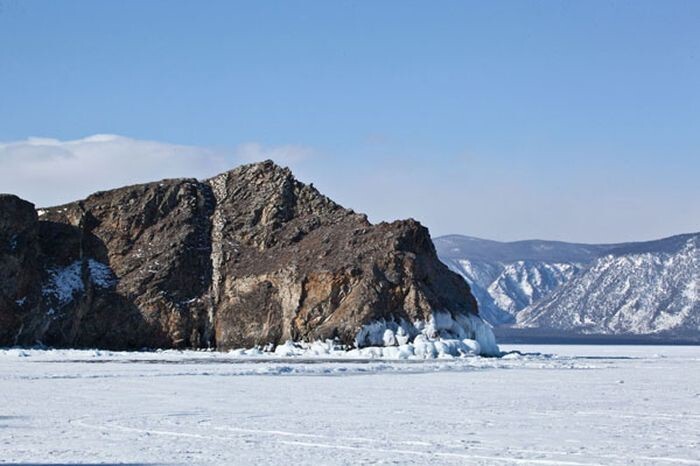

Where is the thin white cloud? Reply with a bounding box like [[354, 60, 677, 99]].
[[1, 134, 696, 243], [0, 134, 313, 207]]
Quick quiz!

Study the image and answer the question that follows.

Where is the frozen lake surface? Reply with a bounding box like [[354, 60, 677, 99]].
[[1, 345, 699, 465]]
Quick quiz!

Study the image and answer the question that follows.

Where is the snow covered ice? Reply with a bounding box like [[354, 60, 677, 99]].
[[1, 345, 699, 465]]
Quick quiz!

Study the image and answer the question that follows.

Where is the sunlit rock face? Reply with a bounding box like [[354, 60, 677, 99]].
[[0, 161, 497, 354]]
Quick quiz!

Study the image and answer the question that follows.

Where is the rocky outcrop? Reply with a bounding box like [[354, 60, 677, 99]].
[[0, 161, 498, 354]]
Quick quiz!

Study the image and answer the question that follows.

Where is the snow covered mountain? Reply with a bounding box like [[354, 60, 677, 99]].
[[435, 235, 615, 325], [435, 233, 700, 340], [518, 234, 699, 338]]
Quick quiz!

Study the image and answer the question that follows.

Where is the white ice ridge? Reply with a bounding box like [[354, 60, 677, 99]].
[[353, 311, 500, 357], [272, 337, 490, 360]]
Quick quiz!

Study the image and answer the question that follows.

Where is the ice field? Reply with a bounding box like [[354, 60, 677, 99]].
[[1, 344, 699, 465]]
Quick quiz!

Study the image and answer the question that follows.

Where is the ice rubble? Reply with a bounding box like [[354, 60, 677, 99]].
[[0, 336, 499, 361], [272, 337, 490, 360], [352, 311, 500, 357]]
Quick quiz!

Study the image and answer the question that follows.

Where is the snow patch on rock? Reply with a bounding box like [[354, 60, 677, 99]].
[[42, 260, 117, 305], [87, 259, 117, 288], [42, 262, 84, 304]]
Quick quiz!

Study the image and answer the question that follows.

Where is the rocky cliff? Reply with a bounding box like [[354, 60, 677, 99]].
[[0, 161, 498, 355]]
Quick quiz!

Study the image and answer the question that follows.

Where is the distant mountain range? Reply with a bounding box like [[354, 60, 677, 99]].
[[435, 233, 700, 342]]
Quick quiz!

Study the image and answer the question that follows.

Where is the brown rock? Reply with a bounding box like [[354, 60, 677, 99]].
[[0, 195, 40, 344], [0, 161, 495, 353]]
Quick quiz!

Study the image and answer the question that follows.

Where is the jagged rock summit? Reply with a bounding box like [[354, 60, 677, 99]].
[[0, 161, 498, 355]]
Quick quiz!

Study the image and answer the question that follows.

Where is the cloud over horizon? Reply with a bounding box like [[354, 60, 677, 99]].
[[0, 134, 312, 207], [1, 134, 698, 244]]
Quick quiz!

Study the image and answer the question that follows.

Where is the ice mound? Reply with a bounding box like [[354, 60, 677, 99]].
[[353, 311, 500, 357], [271, 335, 496, 360]]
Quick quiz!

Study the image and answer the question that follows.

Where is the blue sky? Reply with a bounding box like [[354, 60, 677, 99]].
[[1, 1, 699, 242]]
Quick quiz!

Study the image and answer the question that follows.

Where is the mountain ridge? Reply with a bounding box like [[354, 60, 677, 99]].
[[436, 234, 621, 263], [435, 233, 700, 341]]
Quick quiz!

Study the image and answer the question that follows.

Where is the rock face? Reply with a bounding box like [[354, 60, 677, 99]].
[[0, 161, 498, 354], [0, 195, 41, 344]]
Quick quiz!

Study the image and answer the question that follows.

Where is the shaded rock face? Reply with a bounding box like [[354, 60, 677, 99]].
[[0, 161, 490, 352], [0, 195, 40, 344]]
